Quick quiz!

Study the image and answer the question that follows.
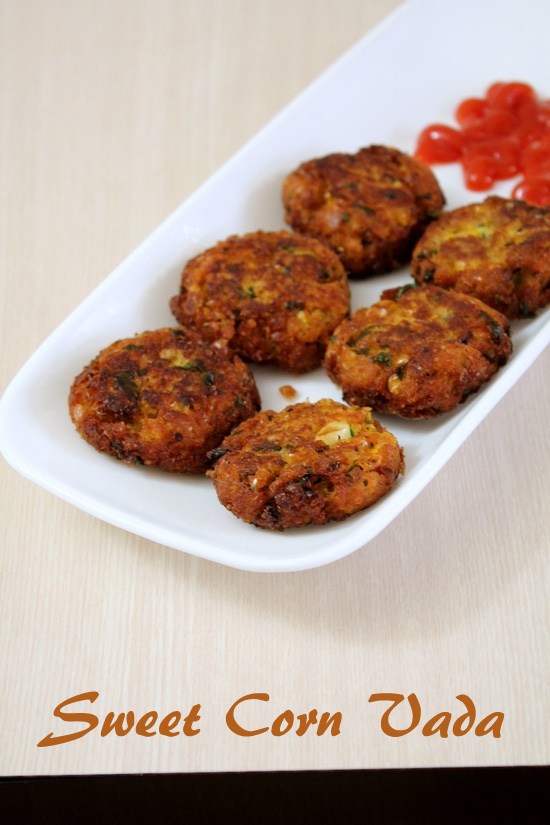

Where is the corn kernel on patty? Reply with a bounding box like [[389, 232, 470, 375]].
[[169, 230, 350, 374], [282, 145, 444, 277], [207, 399, 404, 531], [324, 285, 511, 418], [68, 328, 260, 473], [412, 196, 550, 318]]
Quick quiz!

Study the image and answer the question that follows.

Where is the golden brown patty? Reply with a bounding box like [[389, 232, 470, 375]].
[[324, 285, 512, 418], [411, 196, 550, 318], [68, 328, 260, 473], [169, 230, 350, 373], [207, 399, 404, 531], [282, 145, 445, 277]]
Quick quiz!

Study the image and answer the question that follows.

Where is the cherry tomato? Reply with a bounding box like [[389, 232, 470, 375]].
[[455, 97, 486, 128], [521, 135, 550, 177], [415, 124, 465, 163], [514, 113, 547, 145], [535, 100, 550, 127], [463, 138, 520, 180], [514, 97, 539, 123], [461, 155, 495, 191], [415, 124, 464, 163], [415, 81, 550, 198], [463, 109, 517, 141], [512, 176, 550, 205], [486, 82, 536, 115], [485, 82, 506, 101]]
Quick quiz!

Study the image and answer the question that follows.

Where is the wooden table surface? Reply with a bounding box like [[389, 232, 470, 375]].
[[1, 0, 549, 775]]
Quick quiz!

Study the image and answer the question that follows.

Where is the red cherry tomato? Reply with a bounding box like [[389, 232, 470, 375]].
[[461, 155, 495, 191], [415, 124, 465, 163], [463, 138, 520, 180], [521, 135, 550, 177], [535, 100, 550, 127], [514, 113, 547, 145], [415, 81, 550, 198], [512, 176, 550, 205], [486, 82, 506, 101], [486, 82, 536, 115], [463, 109, 517, 141], [455, 97, 486, 128]]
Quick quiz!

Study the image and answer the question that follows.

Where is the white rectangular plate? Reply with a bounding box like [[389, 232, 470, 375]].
[[1, 0, 550, 572]]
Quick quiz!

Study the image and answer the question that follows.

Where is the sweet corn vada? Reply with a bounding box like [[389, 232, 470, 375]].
[[282, 145, 444, 277], [169, 230, 350, 373], [324, 285, 512, 418], [411, 195, 550, 318], [68, 327, 260, 473], [207, 398, 404, 530]]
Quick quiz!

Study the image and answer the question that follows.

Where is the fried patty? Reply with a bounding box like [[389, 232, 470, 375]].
[[411, 196, 550, 318], [207, 399, 404, 531], [68, 328, 260, 473], [324, 285, 512, 418], [169, 230, 350, 373], [282, 145, 445, 277]]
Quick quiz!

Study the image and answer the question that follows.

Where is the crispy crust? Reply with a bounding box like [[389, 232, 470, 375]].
[[411, 196, 550, 318], [282, 145, 444, 277], [169, 230, 350, 373], [324, 285, 512, 418], [207, 399, 404, 531], [68, 328, 260, 473]]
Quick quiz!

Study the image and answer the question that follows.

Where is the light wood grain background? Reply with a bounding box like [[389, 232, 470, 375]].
[[1, 0, 549, 775]]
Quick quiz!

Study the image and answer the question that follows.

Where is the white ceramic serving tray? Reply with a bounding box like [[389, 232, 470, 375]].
[[1, 0, 550, 572]]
